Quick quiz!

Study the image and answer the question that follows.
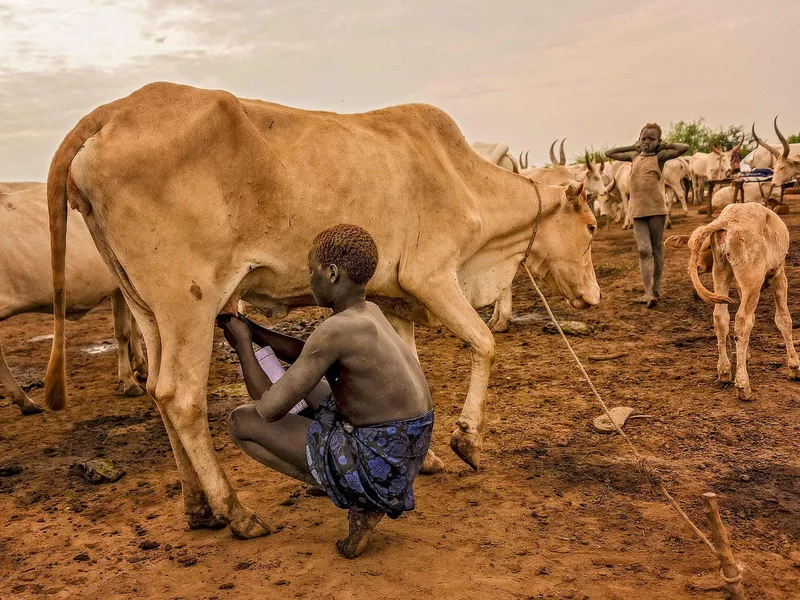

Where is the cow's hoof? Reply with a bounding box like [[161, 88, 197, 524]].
[[718, 371, 732, 385], [789, 366, 800, 381], [123, 381, 145, 397], [450, 426, 481, 471], [419, 449, 444, 474], [134, 366, 149, 382], [19, 400, 45, 415], [490, 321, 509, 334], [228, 510, 270, 539], [187, 507, 227, 530], [736, 386, 752, 401]]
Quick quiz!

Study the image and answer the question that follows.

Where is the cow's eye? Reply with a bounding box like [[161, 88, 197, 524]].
[[588, 224, 596, 235]]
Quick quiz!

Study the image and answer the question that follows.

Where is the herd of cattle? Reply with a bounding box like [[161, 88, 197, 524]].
[[1, 82, 798, 539]]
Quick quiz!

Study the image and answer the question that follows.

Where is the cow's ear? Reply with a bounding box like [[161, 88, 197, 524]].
[[563, 182, 585, 207], [664, 235, 690, 248]]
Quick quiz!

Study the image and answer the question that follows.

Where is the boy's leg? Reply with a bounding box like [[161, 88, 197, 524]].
[[632, 217, 655, 304], [227, 404, 316, 486], [649, 215, 667, 302]]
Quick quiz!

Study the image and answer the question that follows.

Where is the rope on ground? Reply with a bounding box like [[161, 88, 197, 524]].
[[521, 262, 717, 558]]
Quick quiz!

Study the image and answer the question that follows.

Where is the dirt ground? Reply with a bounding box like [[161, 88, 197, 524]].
[[1, 208, 799, 599]]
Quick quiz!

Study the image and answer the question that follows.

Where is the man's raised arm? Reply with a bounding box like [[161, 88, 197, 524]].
[[605, 144, 639, 162]]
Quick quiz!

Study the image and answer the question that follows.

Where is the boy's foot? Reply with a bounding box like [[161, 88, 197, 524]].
[[632, 294, 655, 305], [336, 509, 384, 559], [646, 297, 658, 309]]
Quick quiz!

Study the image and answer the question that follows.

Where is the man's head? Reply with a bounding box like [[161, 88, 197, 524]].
[[638, 123, 662, 154], [308, 224, 379, 307]]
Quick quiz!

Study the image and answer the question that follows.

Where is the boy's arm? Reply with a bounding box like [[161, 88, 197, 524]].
[[255, 322, 341, 422], [218, 316, 273, 401], [605, 144, 639, 162], [244, 317, 305, 363], [657, 142, 689, 162]]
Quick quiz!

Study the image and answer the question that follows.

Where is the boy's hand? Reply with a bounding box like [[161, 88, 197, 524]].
[[216, 314, 252, 349]]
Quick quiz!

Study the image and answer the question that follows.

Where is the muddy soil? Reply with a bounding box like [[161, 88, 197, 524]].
[[1, 209, 799, 599]]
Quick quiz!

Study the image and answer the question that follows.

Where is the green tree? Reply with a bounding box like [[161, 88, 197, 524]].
[[573, 149, 610, 165], [664, 118, 753, 157], [788, 133, 800, 144]]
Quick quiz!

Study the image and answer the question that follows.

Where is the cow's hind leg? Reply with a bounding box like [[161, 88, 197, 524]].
[[771, 267, 800, 380], [155, 305, 268, 538], [403, 274, 495, 469], [487, 287, 512, 333], [111, 290, 144, 396], [128, 311, 148, 381], [0, 340, 43, 415], [733, 268, 764, 400], [384, 313, 444, 474], [712, 263, 733, 383]]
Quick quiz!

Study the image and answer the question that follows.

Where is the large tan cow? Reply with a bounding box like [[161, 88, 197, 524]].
[[45, 82, 600, 538], [752, 119, 800, 187], [665, 203, 799, 400], [470, 141, 519, 173], [1, 184, 146, 415]]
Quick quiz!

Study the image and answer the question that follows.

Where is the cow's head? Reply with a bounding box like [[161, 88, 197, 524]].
[[583, 151, 616, 215], [707, 143, 733, 180], [534, 181, 601, 309], [753, 118, 800, 187]]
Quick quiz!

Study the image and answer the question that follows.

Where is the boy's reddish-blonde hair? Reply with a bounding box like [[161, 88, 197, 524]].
[[310, 224, 379, 285]]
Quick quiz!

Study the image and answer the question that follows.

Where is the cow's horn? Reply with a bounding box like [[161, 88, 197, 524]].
[[559, 138, 566, 165], [774, 116, 790, 158], [549, 140, 558, 165], [598, 153, 605, 172], [752, 123, 780, 159], [732, 134, 743, 154], [584, 150, 592, 168], [605, 177, 616, 194]]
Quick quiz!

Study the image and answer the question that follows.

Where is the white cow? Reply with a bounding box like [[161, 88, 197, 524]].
[[1, 184, 146, 414], [661, 156, 691, 215], [470, 141, 519, 173], [665, 203, 799, 399], [752, 119, 800, 187], [689, 140, 742, 205]]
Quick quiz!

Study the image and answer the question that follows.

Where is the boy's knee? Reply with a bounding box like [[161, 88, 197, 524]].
[[227, 404, 252, 442], [638, 247, 653, 261]]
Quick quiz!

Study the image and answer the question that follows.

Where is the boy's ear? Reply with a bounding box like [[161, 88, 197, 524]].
[[329, 264, 339, 282]]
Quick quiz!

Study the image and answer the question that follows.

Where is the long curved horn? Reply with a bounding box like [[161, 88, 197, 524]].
[[523, 150, 530, 169], [518, 151, 525, 170], [584, 150, 592, 169], [549, 140, 558, 165], [559, 138, 567, 165], [599, 153, 605, 172], [752, 123, 781, 159], [605, 176, 616, 194], [774, 116, 790, 158], [731, 134, 743, 154], [710, 143, 721, 155]]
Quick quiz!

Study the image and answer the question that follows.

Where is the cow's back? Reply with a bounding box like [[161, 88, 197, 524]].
[[0, 184, 116, 318]]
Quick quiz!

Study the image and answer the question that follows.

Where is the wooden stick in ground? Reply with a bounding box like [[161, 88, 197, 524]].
[[702, 493, 746, 600]]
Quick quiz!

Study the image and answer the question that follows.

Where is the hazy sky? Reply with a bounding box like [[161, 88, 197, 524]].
[[1, 0, 798, 180]]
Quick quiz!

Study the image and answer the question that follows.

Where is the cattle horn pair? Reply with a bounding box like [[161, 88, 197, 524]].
[[548, 139, 567, 166], [519, 150, 530, 170], [752, 117, 790, 159], [710, 143, 722, 155]]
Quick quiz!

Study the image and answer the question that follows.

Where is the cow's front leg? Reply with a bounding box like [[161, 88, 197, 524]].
[[384, 313, 444, 474], [712, 264, 732, 383], [111, 290, 144, 396], [405, 273, 495, 470], [155, 310, 268, 539], [0, 341, 43, 415], [487, 287, 512, 333], [621, 190, 631, 229], [733, 272, 763, 400], [771, 268, 800, 380]]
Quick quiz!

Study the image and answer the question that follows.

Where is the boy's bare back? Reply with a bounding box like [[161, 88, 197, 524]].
[[308, 301, 432, 426]]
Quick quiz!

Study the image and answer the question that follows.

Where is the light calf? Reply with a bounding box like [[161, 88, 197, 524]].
[[661, 156, 691, 215], [665, 203, 799, 400], [1, 183, 145, 414]]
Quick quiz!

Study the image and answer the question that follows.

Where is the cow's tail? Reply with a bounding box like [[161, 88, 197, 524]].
[[44, 104, 113, 410], [688, 225, 734, 305]]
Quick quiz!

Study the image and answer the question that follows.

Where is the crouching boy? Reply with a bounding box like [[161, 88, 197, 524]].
[[218, 224, 434, 558]]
